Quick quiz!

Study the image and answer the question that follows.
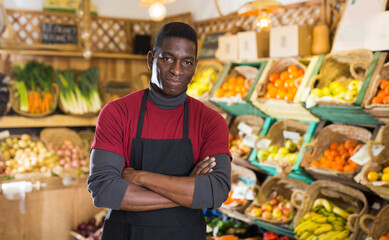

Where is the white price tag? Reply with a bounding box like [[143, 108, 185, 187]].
[[255, 138, 272, 150], [241, 134, 258, 148], [350, 144, 385, 165], [237, 122, 253, 135], [0, 130, 10, 140], [231, 185, 249, 200], [371, 202, 381, 210], [283, 131, 301, 141]]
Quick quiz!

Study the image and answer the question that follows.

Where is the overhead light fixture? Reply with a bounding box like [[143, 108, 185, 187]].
[[139, 0, 175, 22], [238, 0, 283, 31]]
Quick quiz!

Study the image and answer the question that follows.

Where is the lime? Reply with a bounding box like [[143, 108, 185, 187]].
[[367, 171, 379, 181]]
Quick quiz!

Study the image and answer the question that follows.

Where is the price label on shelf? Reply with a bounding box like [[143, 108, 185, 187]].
[[242, 134, 258, 148], [283, 130, 301, 141], [350, 144, 385, 165], [255, 138, 271, 150], [237, 122, 253, 135]]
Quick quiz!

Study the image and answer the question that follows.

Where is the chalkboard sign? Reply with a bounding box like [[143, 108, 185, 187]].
[[198, 31, 226, 60], [41, 23, 78, 44]]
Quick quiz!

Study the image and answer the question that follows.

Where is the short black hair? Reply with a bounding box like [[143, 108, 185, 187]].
[[153, 22, 198, 57]]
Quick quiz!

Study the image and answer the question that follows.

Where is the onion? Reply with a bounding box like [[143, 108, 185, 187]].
[[56, 150, 64, 157], [78, 222, 87, 230], [88, 217, 96, 226], [71, 161, 80, 168], [64, 149, 71, 157], [59, 159, 66, 166]]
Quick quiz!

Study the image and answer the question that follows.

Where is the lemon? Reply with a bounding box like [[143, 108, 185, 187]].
[[383, 167, 389, 174], [367, 171, 379, 181], [382, 173, 389, 182]]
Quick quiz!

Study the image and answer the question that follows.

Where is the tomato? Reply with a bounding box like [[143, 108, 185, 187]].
[[344, 139, 357, 150], [330, 142, 339, 150]]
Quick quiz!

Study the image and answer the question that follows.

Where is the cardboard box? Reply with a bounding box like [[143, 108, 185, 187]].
[[217, 35, 238, 61], [270, 25, 312, 58], [238, 31, 269, 60]]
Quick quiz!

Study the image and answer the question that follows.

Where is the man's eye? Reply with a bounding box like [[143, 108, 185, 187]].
[[162, 57, 171, 61], [184, 61, 193, 65]]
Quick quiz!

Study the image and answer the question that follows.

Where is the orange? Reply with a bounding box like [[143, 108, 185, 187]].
[[285, 93, 295, 102], [372, 96, 384, 104], [267, 83, 275, 91], [367, 171, 379, 181], [214, 88, 225, 98], [386, 232, 389, 237], [380, 79, 389, 90], [333, 165, 344, 172], [379, 236, 389, 240], [377, 90, 386, 97], [345, 139, 357, 149], [288, 64, 298, 73], [298, 68, 305, 76], [335, 157, 346, 166], [330, 142, 339, 150], [383, 96, 389, 104], [289, 71, 300, 79], [321, 161, 332, 169], [310, 161, 320, 167], [280, 71, 289, 81], [324, 149, 332, 158], [382, 173, 389, 182], [320, 157, 327, 164], [330, 150, 339, 157], [228, 77, 236, 84], [274, 79, 284, 88], [269, 73, 280, 82], [343, 165, 354, 171], [236, 76, 245, 85]]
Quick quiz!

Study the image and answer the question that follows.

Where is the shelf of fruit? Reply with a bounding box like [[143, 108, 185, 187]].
[[0, 114, 97, 128]]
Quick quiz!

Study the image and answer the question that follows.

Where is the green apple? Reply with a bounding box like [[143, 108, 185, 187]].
[[267, 145, 278, 154], [329, 81, 346, 96], [286, 153, 298, 163], [285, 140, 297, 152], [310, 88, 323, 98], [348, 80, 360, 90], [321, 87, 331, 96], [257, 149, 269, 161], [272, 208, 282, 219], [278, 147, 289, 156], [274, 153, 285, 161], [252, 208, 262, 217], [268, 153, 276, 161], [344, 89, 358, 101], [334, 91, 346, 100]]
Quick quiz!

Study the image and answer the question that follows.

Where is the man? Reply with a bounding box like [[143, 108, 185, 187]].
[[87, 22, 232, 240]]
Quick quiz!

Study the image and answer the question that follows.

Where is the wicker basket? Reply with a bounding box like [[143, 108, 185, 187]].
[[301, 124, 372, 178], [255, 58, 307, 101], [365, 57, 389, 120], [354, 124, 389, 200], [221, 162, 257, 213], [229, 115, 264, 161], [293, 180, 368, 240], [359, 204, 389, 240], [244, 176, 308, 225], [10, 83, 59, 118], [40, 128, 89, 175], [255, 119, 309, 170], [100, 80, 135, 105], [307, 49, 373, 107]]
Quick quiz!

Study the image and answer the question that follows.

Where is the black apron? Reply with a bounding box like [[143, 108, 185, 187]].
[[101, 89, 206, 240]]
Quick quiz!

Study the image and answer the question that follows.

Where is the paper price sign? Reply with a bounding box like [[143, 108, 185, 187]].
[[283, 131, 301, 141], [0, 130, 10, 140], [237, 122, 253, 135], [350, 144, 385, 165], [255, 138, 272, 150], [242, 134, 258, 148]]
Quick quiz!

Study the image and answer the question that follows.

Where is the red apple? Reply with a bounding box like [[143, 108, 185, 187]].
[[269, 198, 279, 206], [282, 208, 291, 217], [262, 211, 272, 219], [261, 203, 272, 212]]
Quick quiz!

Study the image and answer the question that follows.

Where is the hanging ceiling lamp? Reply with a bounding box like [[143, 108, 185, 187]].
[[139, 0, 175, 22], [238, 0, 283, 31]]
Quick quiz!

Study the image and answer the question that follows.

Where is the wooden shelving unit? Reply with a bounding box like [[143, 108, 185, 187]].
[[0, 114, 97, 128]]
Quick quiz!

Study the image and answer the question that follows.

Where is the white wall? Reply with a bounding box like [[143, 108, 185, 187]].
[[4, 0, 307, 21]]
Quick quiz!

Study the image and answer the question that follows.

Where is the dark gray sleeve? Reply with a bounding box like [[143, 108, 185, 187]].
[[87, 148, 130, 210], [191, 153, 231, 210]]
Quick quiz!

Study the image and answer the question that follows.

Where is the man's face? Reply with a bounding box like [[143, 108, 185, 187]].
[[148, 37, 197, 97]]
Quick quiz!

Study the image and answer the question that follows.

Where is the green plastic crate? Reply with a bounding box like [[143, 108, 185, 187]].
[[210, 61, 268, 117], [248, 117, 317, 183], [303, 51, 383, 125]]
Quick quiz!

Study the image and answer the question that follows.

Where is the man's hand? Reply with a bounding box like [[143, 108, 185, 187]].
[[189, 156, 216, 176], [122, 167, 143, 184]]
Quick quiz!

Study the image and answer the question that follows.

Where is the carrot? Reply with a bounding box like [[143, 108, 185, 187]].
[[40, 93, 46, 113], [28, 92, 34, 113], [34, 92, 40, 113], [42, 92, 51, 113]]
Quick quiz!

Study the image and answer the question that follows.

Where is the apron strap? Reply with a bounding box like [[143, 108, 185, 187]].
[[135, 89, 149, 139], [135, 89, 189, 140]]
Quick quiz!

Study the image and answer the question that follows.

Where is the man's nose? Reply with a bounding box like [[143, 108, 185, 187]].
[[171, 61, 183, 76]]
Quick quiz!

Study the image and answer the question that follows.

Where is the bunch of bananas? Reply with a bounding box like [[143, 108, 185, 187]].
[[294, 198, 353, 240]]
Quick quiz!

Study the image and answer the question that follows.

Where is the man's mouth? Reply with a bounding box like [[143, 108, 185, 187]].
[[167, 79, 181, 85]]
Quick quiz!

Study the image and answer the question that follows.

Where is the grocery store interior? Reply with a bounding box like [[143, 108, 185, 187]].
[[1, 0, 389, 239]]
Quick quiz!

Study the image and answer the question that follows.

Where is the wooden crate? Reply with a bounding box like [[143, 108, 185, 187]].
[[210, 61, 269, 117], [250, 55, 323, 122], [304, 51, 383, 125]]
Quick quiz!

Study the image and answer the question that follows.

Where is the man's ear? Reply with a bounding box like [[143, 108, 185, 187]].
[[147, 50, 154, 70]]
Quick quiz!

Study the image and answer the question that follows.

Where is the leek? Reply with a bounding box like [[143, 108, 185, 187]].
[[15, 81, 28, 112]]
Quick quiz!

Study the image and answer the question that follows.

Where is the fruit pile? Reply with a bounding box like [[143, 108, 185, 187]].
[[309, 139, 359, 172], [308, 79, 363, 103], [46, 140, 87, 169], [263, 232, 293, 240], [214, 75, 252, 99], [371, 79, 389, 104], [0, 134, 59, 175], [256, 140, 299, 165], [229, 133, 251, 158], [367, 166, 389, 182], [74, 216, 104, 239], [294, 198, 352, 240], [247, 195, 293, 222], [263, 64, 305, 102], [187, 67, 218, 97]]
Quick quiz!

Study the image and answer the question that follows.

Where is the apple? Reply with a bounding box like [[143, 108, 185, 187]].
[[282, 208, 291, 217], [257, 149, 270, 161], [278, 147, 289, 156], [268, 153, 277, 161], [262, 211, 272, 219], [272, 208, 282, 219], [269, 198, 279, 206], [321, 87, 331, 96], [268, 145, 278, 154], [274, 153, 285, 161], [310, 88, 323, 98], [348, 80, 360, 90], [276, 195, 285, 202], [334, 91, 346, 100], [261, 203, 272, 212], [278, 202, 286, 209], [286, 153, 298, 163], [252, 208, 262, 217], [344, 89, 358, 102], [285, 140, 297, 152], [329, 81, 346, 96], [281, 215, 289, 221]]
